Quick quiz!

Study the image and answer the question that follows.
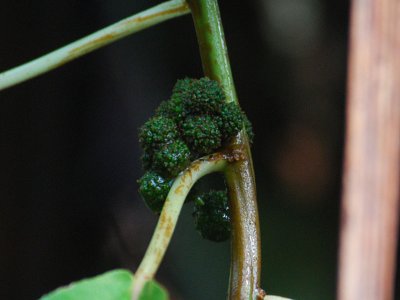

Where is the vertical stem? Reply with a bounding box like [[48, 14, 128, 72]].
[[187, 0, 237, 105], [224, 136, 261, 300], [338, 0, 400, 299], [187, 1, 262, 299]]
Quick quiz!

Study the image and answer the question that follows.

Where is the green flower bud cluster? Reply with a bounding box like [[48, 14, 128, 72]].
[[137, 77, 252, 241], [138, 171, 173, 214], [193, 190, 231, 242]]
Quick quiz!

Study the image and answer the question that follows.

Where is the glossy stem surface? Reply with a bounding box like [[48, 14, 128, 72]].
[[187, 0, 262, 298]]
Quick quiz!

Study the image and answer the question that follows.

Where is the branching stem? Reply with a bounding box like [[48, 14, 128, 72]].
[[187, 0, 262, 299], [132, 153, 228, 300], [2, 0, 263, 298], [0, 0, 189, 91]]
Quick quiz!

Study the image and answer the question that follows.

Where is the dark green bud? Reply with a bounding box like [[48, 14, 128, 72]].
[[139, 116, 178, 151], [138, 171, 172, 214], [155, 100, 172, 117], [140, 152, 152, 170], [243, 113, 254, 143], [182, 115, 222, 155], [217, 102, 244, 140], [182, 77, 225, 114], [153, 140, 191, 177], [192, 190, 231, 242], [156, 98, 187, 124], [172, 77, 195, 98]]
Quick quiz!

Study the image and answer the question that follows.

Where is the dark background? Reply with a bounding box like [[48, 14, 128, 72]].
[[0, 0, 386, 299]]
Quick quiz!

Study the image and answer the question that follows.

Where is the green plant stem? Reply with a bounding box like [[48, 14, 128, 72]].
[[0, 0, 189, 91], [187, 0, 262, 299], [132, 153, 228, 300]]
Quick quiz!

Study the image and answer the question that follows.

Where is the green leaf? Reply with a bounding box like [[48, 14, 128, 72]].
[[40, 270, 132, 300], [40, 269, 168, 300], [139, 280, 168, 300]]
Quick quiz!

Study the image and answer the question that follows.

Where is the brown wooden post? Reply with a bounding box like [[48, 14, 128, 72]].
[[338, 0, 400, 299]]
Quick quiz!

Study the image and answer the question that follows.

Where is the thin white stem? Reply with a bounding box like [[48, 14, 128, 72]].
[[132, 153, 228, 300], [0, 0, 189, 91]]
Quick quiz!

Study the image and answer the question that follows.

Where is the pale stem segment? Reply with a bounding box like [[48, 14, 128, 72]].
[[0, 0, 189, 91], [132, 154, 228, 300]]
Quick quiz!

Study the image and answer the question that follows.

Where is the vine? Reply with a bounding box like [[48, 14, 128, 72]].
[[0, 1, 292, 299]]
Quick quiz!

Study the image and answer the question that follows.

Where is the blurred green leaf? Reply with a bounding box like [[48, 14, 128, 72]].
[[139, 279, 168, 300], [39, 269, 168, 300]]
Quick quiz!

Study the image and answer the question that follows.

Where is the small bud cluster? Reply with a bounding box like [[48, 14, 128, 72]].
[[137, 77, 253, 242]]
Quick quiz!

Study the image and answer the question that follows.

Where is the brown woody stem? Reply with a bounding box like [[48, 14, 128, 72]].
[[187, 0, 262, 299]]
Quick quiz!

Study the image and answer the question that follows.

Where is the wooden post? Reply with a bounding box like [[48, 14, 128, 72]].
[[338, 0, 400, 299]]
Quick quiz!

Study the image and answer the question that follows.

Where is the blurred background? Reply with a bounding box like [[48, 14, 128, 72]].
[[0, 0, 393, 299]]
